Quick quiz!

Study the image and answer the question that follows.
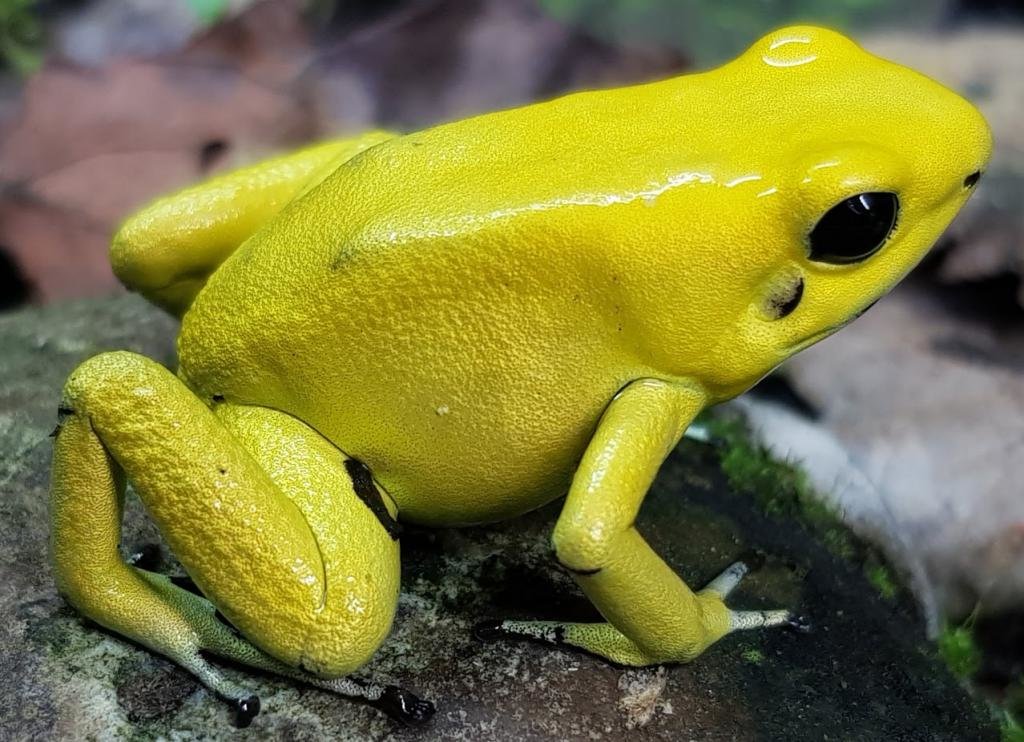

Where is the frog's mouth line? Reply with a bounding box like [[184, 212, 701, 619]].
[[793, 298, 879, 352]]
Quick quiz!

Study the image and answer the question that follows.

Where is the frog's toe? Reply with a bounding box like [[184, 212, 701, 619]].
[[376, 685, 436, 725], [734, 548, 767, 572], [785, 613, 813, 634], [700, 553, 808, 638], [729, 608, 795, 631], [231, 694, 261, 728], [126, 542, 162, 571], [700, 552, 765, 599]]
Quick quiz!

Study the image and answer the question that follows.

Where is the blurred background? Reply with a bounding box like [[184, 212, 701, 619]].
[[0, 0, 1022, 711]]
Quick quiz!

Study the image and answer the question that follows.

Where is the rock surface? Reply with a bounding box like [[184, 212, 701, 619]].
[[0, 295, 998, 739], [749, 279, 1024, 625]]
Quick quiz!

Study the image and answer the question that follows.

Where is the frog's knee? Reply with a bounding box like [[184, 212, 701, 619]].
[[294, 597, 395, 677], [62, 351, 167, 407], [551, 519, 612, 576], [245, 560, 396, 677]]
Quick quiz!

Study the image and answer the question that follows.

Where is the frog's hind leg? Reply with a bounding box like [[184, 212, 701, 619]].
[[111, 130, 395, 316], [50, 351, 431, 726]]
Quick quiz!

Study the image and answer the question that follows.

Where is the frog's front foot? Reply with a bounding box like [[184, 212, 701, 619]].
[[703, 550, 812, 635], [475, 551, 808, 666]]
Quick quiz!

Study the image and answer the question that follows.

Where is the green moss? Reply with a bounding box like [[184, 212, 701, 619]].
[[865, 561, 898, 601], [704, 413, 856, 561], [934, 614, 1024, 739], [741, 648, 765, 665], [184, 0, 229, 25], [0, 0, 42, 74], [703, 410, 912, 605], [1002, 713, 1024, 742], [937, 622, 982, 680]]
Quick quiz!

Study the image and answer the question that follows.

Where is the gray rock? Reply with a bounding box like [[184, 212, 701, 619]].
[[773, 283, 1024, 623], [0, 294, 997, 739]]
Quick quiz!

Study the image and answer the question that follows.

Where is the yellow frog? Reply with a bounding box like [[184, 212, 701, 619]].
[[49, 26, 990, 726]]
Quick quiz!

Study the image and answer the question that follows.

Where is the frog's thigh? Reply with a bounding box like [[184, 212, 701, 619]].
[[51, 351, 397, 678], [213, 403, 401, 675], [111, 129, 396, 316]]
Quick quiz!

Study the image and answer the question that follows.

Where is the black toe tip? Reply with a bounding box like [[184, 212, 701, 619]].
[[378, 685, 435, 724], [233, 694, 260, 728], [786, 614, 813, 634], [472, 620, 507, 642], [737, 548, 767, 572]]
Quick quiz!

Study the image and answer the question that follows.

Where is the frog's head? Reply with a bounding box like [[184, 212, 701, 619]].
[[651, 26, 992, 396]]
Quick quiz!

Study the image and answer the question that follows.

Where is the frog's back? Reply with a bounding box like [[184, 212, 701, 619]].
[[180, 25, 968, 524], [177, 93, 682, 525], [177, 73, 744, 524]]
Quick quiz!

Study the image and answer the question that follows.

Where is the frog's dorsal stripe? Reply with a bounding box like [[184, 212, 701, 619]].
[[343, 458, 403, 540]]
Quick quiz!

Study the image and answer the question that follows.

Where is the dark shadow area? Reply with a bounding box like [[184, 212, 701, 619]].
[[0, 246, 33, 311]]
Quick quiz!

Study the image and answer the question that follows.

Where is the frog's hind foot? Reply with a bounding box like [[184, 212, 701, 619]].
[[232, 695, 261, 728], [377, 685, 436, 724], [100, 568, 430, 728], [312, 677, 435, 725], [178, 642, 265, 728]]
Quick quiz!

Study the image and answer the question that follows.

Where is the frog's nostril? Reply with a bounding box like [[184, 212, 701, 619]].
[[766, 276, 804, 320], [964, 170, 982, 189]]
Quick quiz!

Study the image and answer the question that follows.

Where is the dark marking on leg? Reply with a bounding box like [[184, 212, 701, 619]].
[[564, 564, 602, 576], [553, 625, 566, 644], [344, 458, 403, 540], [552, 550, 602, 576], [50, 405, 76, 437], [211, 394, 225, 403]]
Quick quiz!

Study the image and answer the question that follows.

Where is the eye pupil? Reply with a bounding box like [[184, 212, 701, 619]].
[[808, 192, 898, 264]]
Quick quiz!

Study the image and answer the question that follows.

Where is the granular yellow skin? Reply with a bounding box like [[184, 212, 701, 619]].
[[50, 26, 991, 714]]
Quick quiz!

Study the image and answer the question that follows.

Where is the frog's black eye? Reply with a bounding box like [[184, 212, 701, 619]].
[[808, 192, 898, 265]]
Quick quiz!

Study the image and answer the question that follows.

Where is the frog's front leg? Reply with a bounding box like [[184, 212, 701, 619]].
[[50, 352, 431, 726], [478, 379, 804, 666]]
